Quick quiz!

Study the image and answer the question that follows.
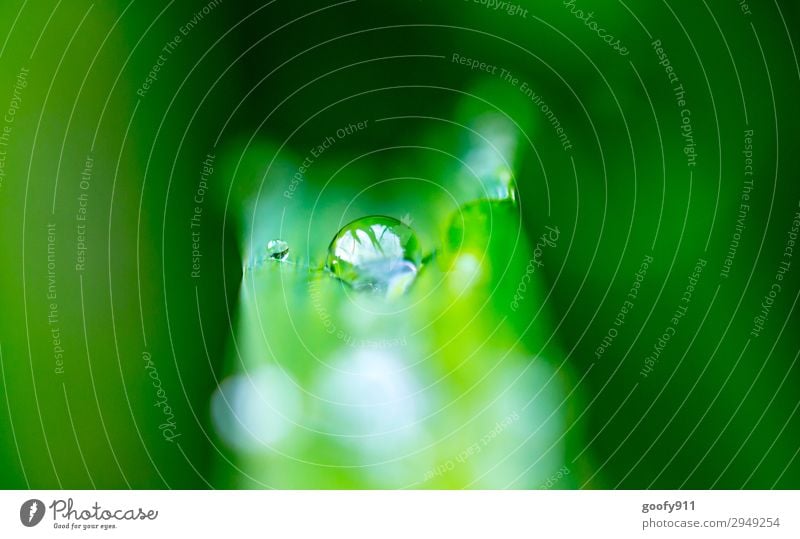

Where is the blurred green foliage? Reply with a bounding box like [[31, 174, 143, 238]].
[[0, 0, 798, 489]]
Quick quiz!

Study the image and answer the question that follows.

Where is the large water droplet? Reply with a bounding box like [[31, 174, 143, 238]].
[[326, 216, 422, 295], [266, 239, 289, 261]]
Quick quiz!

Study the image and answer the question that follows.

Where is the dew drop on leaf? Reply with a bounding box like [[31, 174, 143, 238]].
[[266, 239, 290, 261], [326, 216, 422, 296]]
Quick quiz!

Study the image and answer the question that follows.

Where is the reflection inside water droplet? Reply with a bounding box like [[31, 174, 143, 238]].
[[326, 216, 422, 296]]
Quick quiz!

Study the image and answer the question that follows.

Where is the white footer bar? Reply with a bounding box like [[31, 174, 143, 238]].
[[1, 490, 797, 538]]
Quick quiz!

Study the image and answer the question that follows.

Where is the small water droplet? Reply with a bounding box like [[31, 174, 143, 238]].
[[266, 239, 289, 261], [487, 168, 518, 204], [326, 216, 422, 295], [460, 112, 520, 205]]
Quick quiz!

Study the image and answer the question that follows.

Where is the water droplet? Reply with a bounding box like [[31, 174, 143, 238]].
[[460, 112, 520, 205], [266, 239, 289, 261], [326, 216, 422, 295], [486, 167, 518, 204]]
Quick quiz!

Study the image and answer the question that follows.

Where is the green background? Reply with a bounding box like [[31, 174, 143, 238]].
[[0, 0, 798, 488]]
